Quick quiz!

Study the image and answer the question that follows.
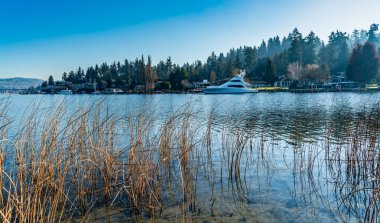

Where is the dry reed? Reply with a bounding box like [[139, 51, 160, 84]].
[[0, 96, 378, 223]]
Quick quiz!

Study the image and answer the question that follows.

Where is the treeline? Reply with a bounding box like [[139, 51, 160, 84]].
[[45, 24, 380, 90]]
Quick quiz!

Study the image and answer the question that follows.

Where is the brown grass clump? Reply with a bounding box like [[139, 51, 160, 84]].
[[0, 95, 379, 223], [0, 98, 220, 222]]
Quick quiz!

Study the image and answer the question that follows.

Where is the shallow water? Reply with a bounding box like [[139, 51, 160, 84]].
[[3, 92, 380, 222]]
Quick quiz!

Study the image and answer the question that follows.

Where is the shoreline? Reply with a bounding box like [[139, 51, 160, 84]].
[[15, 87, 380, 95]]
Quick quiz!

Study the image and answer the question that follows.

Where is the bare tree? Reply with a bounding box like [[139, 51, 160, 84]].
[[210, 71, 217, 83], [287, 62, 303, 80], [145, 55, 156, 90]]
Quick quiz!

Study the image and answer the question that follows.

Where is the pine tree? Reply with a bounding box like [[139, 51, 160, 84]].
[[267, 37, 275, 57], [303, 31, 317, 65], [207, 52, 217, 72], [267, 36, 281, 57], [368, 23, 379, 44], [272, 51, 289, 77], [234, 54, 242, 69], [225, 57, 234, 78], [281, 35, 291, 51], [252, 58, 268, 81], [67, 71, 75, 83], [257, 40, 267, 58], [346, 42, 380, 83], [263, 59, 277, 85], [110, 62, 118, 87], [62, 72, 68, 81], [244, 47, 257, 74], [41, 81, 48, 88], [48, 75, 55, 86], [273, 36, 282, 55], [99, 63, 111, 87], [326, 31, 349, 75], [288, 28, 303, 63], [217, 53, 226, 80], [138, 55, 146, 85]]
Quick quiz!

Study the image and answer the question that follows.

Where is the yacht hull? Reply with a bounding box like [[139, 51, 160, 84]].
[[202, 87, 258, 94], [58, 90, 73, 95]]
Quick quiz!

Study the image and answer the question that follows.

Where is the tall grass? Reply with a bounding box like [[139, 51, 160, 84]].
[[0, 96, 379, 222], [0, 98, 237, 222], [324, 102, 380, 222]]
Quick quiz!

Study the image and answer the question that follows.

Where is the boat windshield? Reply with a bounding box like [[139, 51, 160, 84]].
[[227, 85, 244, 88]]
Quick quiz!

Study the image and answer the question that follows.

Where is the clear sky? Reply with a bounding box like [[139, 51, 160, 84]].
[[0, 0, 379, 80]]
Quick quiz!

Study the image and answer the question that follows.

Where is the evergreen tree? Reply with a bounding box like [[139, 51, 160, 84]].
[[165, 57, 173, 80], [207, 52, 217, 72], [62, 72, 68, 81], [110, 62, 118, 87], [48, 75, 55, 86], [99, 63, 111, 87], [288, 28, 303, 63], [273, 51, 289, 77], [368, 23, 379, 44], [85, 67, 94, 82], [41, 81, 48, 88], [267, 37, 275, 57], [273, 36, 282, 55], [252, 58, 268, 80], [73, 67, 85, 84], [155, 60, 166, 80], [318, 42, 330, 65], [303, 31, 317, 64], [216, 53, 226, 79], [281, 35, 291, 51], [225, 57, 234, 78], [323, 31, 349, 75], [94, 64, 100, 82], [234, 54, 242, 69], [192, 60, 204, 81], [134, 56, 146, 86], [267, 36, 281, 57], [346, 42, 380, 83], [336, 40, 349, 75], [350, 29, 365, 47], [257, 40, 267, 58], [169, 67, 187, 90], [244, 46, 257, 75], [123, 60, 132, 87], [67, 71, 75, 83], [263, 59, 277, 85]]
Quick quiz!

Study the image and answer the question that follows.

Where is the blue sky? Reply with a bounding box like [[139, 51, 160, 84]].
[[0, 0, 379, 79]]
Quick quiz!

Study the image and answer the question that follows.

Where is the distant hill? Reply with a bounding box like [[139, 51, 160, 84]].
[[0, 77, 44, 90]]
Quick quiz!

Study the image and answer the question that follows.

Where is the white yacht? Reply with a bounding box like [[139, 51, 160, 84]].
[[202, 70, 258, 94], [58, 89, 73, 95]]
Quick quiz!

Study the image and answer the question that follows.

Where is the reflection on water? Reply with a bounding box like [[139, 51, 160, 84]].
[[2, 92, 380, 222]]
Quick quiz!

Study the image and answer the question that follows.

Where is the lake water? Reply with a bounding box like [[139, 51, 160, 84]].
[[3, 92, 380, 222]]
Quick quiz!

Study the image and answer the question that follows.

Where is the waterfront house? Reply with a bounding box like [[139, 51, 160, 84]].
[[323, 75, 360, 89], [274, 78, 293, 88]]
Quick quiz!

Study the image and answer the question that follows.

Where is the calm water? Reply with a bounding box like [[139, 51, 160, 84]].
[[3, 92, 380, 222]]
